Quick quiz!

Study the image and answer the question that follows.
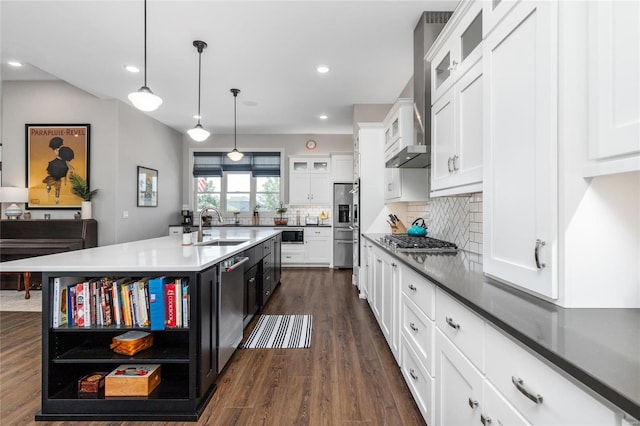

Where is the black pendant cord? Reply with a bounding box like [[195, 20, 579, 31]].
[[197, 49, 202, 125], [231, 88, 240, 149], [143, 0, 148, 87]]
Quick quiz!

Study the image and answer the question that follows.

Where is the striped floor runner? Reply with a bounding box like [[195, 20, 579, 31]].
[[243, 315, 312, 349]]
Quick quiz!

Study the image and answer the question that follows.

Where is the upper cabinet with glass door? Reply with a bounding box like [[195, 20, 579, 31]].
[[429, 0, 483, 106]]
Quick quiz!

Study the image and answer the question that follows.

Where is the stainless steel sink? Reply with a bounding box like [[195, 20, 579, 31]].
[[194, 239, 249, 246]]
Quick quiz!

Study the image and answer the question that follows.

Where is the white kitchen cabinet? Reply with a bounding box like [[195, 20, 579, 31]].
[[402, 294, 435, 376], [371, 250, 383, 321], [384, 167, 429, 202], [383, 98, 414, 163], [289, 156, 331, 205], [304, 227, 331, 264], [281, 244, 305, 265], [369, 245, 400, 362], [485, 324, 617, 425], [428, 0, 483, 198], [435, 289, 484, 371], [482, 0, 558, 299], [435, 329, 484, 426], [330, 153, 353, 182], [483, 380, 531, 426], [584, 0, 640, 177], [354, 123, 385, 296], [401, 334, 435, 426], [430, 59, 483, 197], [428, 0, 483, 106]]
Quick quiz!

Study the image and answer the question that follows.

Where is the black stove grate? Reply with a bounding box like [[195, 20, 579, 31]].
[[382, 234, 458, 252]]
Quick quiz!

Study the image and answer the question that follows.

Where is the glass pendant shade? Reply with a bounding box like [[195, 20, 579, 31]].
[[188, 123, 210, 142], [227, 148, 244, 161], [128, 86, 163, 112]]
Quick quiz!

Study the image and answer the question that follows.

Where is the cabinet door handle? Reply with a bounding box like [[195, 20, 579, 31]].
[[408, 284, 417, 291], [452, 154, 459, 171], [446, 316, 460, 330], [409, 369, 419, 380], [377, 259, 382, 263], [248, 277, 256, 283], [468, 398, 479, 409], [409, 322, 419, 332], [480, 414, 492, 425], [511, 376, 543, 404], [534, 239, 546, 269], [447, 60, 458, 71], [447, 157, 453, 173], [388, 183, 392, 191], [391, 262, 397, 268]]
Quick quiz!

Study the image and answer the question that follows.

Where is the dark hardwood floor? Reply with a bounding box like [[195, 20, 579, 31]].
[[0, 268, 425, 426]]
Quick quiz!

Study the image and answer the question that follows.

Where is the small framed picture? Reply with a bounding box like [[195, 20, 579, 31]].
[[137, 166, 158, 207]]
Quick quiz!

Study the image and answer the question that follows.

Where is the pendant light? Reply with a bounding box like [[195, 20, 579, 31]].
[[128, 0, 163, 112], [227, 88, 244, 161], [187, 40, 210, 142]]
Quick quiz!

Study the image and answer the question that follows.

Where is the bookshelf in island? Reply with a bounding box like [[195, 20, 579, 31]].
[[0, 229, 281, 422]]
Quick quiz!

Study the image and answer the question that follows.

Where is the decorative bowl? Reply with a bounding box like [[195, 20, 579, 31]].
[[274, 218, 288, 226]]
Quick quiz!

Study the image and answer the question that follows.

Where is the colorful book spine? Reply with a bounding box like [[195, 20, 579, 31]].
[[175, 278, 183, 328], [165, 282, 177, 328], [182, 281, 189, 328], [52, 278, 61, 327], [67, 285, 76, 327], [148, 277, 171, 330]]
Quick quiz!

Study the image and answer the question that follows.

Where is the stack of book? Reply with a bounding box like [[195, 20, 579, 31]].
[[52, 276, 190, 330]]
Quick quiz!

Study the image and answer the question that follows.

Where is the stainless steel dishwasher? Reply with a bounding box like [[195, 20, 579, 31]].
[[218, 256, 249, 373]]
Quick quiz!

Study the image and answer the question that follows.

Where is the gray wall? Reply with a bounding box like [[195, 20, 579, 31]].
[[1, 80, 182, 245]]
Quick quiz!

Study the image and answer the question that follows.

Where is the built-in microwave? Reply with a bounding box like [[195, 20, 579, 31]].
[[280, 228, 304, 244]]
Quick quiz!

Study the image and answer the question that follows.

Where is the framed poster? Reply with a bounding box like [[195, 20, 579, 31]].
[[25, 124, 90, 209], [137, 166, 158, 207]]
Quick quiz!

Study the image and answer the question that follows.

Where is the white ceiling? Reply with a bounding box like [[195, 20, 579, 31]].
[[1, 0, 457, 136]]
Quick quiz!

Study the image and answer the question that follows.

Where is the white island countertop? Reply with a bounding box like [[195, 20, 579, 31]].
[[0, 229, 280, 273]]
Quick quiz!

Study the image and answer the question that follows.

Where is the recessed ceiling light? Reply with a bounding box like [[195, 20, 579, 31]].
[[125, 65, 140, 73], [316, 65, 330, 74], [319, 114, 328, 120], [8, 61, 23, 67], [193, 114, 201, 120]]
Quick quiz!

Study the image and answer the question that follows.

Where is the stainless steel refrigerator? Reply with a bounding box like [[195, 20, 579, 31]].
[[333, 183, 353, 268]]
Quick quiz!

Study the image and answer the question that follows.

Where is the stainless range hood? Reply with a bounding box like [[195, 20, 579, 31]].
[[386, 11, 451, 169]]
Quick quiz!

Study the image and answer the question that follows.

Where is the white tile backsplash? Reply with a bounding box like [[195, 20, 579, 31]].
[[408, 192, 483, 254]]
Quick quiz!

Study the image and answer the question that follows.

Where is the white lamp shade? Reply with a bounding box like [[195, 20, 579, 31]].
[[128, 86, 163, 112], [227, 149, 244, 162], [187, 124, 210, 142], [0, 187, 29, 203]]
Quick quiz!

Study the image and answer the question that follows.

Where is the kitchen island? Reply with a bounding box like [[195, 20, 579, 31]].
[[0, 229, 281, 422], [363, 233, 640, 424]]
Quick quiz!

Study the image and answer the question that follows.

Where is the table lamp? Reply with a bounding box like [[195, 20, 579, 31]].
[[0, 187, 29, 219]]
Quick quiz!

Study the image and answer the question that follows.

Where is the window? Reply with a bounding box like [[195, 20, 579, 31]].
[[193, 152, 281, 213]]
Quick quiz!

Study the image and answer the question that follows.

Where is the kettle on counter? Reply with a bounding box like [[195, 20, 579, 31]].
[[407, 218, 427, 237]]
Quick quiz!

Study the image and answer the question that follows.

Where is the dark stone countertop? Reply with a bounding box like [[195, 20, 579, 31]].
[[364, 233, 640, 420]]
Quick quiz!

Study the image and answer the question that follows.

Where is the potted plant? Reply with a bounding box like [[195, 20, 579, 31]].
[[274, 201, 288, 226], [69, 173, 98, 219]]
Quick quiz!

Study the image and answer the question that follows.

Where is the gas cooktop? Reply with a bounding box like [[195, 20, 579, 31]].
[[380, 234, 458, 253]]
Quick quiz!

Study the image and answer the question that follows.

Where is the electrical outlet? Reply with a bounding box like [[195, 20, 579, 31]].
[[123, 210, 129, 219]]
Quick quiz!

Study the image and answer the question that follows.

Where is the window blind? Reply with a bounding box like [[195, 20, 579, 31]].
[[193, 152, 281, 177]]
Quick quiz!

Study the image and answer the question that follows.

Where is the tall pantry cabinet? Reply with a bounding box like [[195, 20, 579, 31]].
[[482, 0, 640, 307]]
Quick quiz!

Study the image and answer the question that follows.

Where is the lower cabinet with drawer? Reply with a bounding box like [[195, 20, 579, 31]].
[[484, 324, 617, 425], [401, 335, 435, 425], [435, 328, 484, 426]]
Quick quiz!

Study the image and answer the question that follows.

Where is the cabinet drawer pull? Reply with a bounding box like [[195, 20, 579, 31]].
[[377, 259, 382, 264], [468, 398, 478, 409], [511, 376, 543, 404], [248, 278, 256, 283], [446, 316, 460, 330], [408, 284, 417, 291], [391, 262, 397, 268], [480, 414, 492, 425], [534, 239, 546, 269], [409, 322, 419, 332], [409, 369, 419, 380]]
